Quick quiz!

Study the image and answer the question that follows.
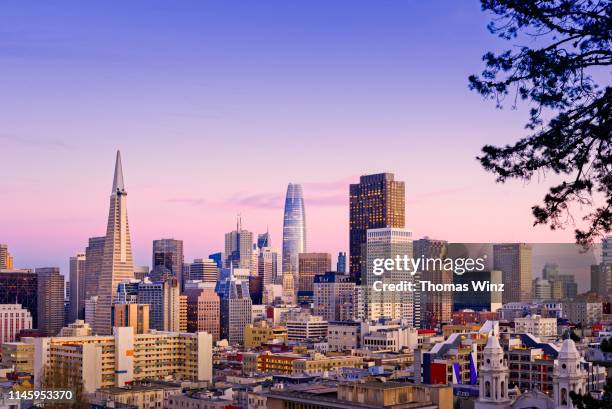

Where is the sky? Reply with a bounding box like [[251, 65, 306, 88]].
[[0, 1, 600, 280]]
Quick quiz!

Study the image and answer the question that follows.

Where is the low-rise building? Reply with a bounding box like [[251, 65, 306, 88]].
[[244, 321, 287, 348], [91, 381, 183, 409], [514, 315, 557, 339]]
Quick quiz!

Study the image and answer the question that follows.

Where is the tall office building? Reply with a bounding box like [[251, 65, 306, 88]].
[[349, 173, 405, 284], [188, 258, 219, 283], [209, 252, 223, 268], [258, 247, 280, 287], [151, 239, 184, 288], [297, 253, 331, 293], [591, 264, 612, 298], [0, 244, 14, 269], [365, 228, 414, 324], [313, 272, 356, 321], [413, 238, 452, 327], [185, 285, 220, 341], [336, 251, 346, 274], [493, 243, 533, 303], [36, 267, 65, 336], [69, 252, 86, 322], [0, 269, 38, 328], [257, 230, 271, 249], [83, 236, 105, 303], [94, 151, 135, 335], [282, 183, 306, 275], [224, 216, 254, 270], [136, 278, 181, 331], [603, 236, 612, 265], [542, 263, 578, 300], [220, 279, 252, 344]]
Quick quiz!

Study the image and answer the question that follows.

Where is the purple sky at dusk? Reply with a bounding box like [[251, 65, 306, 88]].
[[0, 1, 597, 279]]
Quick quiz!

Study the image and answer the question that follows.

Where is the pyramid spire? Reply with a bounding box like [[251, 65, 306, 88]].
[[112, 150, 125, 194]]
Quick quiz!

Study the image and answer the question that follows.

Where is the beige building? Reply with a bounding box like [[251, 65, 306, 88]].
[[59, 320, 93, 337], [1, 341, 34, 375], [514, 315, 557, 339], [34, 327, 213, 394], [286, 314, 328, 341], [0, 244, 14, 270], [185, 286, 220, 342], [91, 381, 182, 409], [0, 304, 32, 343], [244, 321, 287, 348], [493, 243, 532, 303], [112, 304, 149, 334]]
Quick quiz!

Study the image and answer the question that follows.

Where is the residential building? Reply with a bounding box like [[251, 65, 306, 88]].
[[1, 341, 34, 375], [34, 327, 213, 394], [91, 381, 183, 409], [514, 315, 557, 339]]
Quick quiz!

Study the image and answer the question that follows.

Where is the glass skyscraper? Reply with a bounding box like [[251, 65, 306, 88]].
[[282, 183, 306, 274]]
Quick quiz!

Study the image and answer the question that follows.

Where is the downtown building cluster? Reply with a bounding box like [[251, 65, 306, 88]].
[[0, 153, 612, 409]]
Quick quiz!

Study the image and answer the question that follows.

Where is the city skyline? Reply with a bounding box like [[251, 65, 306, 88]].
[[1, 1, 605, 277]]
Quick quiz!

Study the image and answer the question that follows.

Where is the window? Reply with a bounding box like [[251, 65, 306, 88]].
[[485, 381, 491, 398]]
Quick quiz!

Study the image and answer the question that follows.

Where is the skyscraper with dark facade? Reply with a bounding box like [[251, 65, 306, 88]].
[[151, 238, 184, 288], [257, 230, 271, 250], [0, 269, 37, 328], [83, 236, 105, 304], [69, 252, 86, 322], [282, 183, 306, 275], [336, 251, 346, 274], [36, 267, 65, 336], [349, 173, 405, 284]]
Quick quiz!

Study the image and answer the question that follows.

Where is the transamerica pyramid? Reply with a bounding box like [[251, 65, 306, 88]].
[[93, 150, 135, 335]]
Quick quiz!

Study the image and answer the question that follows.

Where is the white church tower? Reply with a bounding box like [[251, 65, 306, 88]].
[[553, 338, 586, 409], [475, 333, 511, 409]]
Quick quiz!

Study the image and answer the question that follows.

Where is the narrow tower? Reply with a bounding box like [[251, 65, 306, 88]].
[[93, 151, 135, 335], [553, 338, 586, 409], [475, 333, 510, 409], [281, 183, 306, 275]]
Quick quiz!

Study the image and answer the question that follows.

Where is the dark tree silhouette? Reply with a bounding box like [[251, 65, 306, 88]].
[[469, 0, 611, 247]]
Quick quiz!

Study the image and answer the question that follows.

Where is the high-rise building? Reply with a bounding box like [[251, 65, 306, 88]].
[[112, 303, 150, 334], [258, 247, 280, 287], [532, 277, 552, 301], [603, 236, 612, 265], [313, 272, 356, 321], [591, 263, 612, 298], [493, 243, 533, 303], [365, 228, 414, 324], [336, 251, 346, 274], [0, 304, 32, 343], [185, 285, 220, 341], [36, 267, 65, 336], [83, 236, 105, 303], [0, 269, 37, 328], [257, 230, 271, 250], [282, 183, 306, 275], [179, 294, 187, 332], [69, 252, 86, 322], [137, 277, 181, 331], [349, 173, 405, 284], [84, 296, 98, 326], [224, 216, 254, 270], [454, 270, 503, 312], [0, 244, 14, 269], [413, 238, 452, 327], [133, 266, 149, 281], [209, 252, 223, 268], [94, 151, 135, 335], [220, 279, 252, 344], [188, 258, 218, 283], [151, 239, 184, 288], [543, 263, 578, 300], [297, 253, 331, 294]]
